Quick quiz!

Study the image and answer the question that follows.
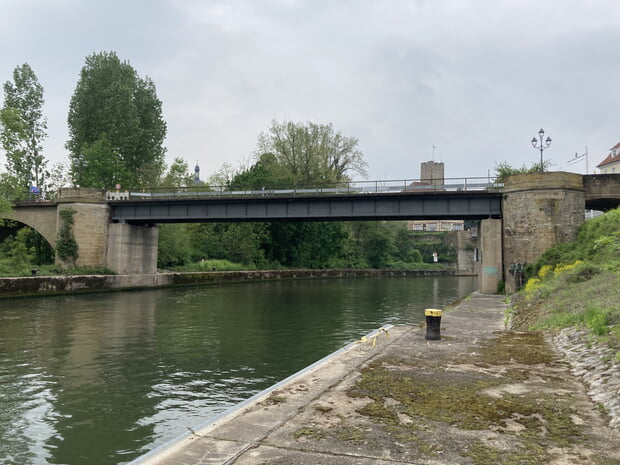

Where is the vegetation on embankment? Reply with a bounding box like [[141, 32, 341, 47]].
[[508, 207, 620, 361]]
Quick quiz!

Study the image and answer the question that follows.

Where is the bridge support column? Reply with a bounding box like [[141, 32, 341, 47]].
[[502, 172, 585, 294], [56, 202, 110, 268], [106, 223, 158, 274], [478, 219, 502, 294]]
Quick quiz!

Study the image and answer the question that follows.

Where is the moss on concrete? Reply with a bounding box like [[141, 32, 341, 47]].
[[345, 330, 601, 464]]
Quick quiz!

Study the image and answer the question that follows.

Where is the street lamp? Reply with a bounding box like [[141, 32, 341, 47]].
[[531, 128, 552, 172]]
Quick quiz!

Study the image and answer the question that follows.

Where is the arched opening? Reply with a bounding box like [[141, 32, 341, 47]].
[[0, 221, 55, 275]]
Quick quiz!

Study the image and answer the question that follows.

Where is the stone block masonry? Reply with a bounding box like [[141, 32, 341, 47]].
[[56, 203, 111, 268], [502, 172, 585, 293]]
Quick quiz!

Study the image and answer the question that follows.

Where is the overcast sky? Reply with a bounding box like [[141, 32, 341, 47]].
[[1, 0, 619, 183]]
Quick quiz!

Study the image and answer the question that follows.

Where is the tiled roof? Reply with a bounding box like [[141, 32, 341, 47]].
[[597, 142, 620, 168]]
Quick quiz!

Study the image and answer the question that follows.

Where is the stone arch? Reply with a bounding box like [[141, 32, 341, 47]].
[[1, 204, 58, 248]]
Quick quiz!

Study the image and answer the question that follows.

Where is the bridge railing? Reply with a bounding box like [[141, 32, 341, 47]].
[[112, 177, 503, 200]]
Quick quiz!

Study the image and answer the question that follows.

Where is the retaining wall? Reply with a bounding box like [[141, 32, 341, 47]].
[[0, 269, 457, 298]]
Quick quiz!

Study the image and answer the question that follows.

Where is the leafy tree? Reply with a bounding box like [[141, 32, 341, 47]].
[[67, 51, 167, 189], [229, 153, 292, 190], [256, 120, 367, 185], [78, 133, 129, 188], [159, 157, 194, 187], [158, 224, 193, 268], [207, 163, 237, 189], [0, 63, 48, 193], [264, 222, 347, 268]]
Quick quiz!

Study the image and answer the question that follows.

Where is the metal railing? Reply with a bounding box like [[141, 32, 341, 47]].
[[108, 177, 503, 201]]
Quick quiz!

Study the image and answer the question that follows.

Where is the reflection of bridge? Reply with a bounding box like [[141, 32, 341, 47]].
[[3, 172, 620, 294], [109, 178, 503, 223]]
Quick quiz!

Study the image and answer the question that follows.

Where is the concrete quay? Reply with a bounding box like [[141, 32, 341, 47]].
[[130, 293, 620, 465]]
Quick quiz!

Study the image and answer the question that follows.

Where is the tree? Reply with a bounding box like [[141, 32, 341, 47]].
[[0, 63, 48, 193], [67, 51, 167, 189], [78, 133, 129, 189], [159, 157, 193, 187], [256, 120, 367, 185]]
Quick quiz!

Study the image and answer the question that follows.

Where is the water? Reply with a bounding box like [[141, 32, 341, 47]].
[[0, 276, 476, 465]]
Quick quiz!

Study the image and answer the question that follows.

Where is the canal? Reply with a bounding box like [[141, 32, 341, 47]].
[[0, 275, 476, 465]]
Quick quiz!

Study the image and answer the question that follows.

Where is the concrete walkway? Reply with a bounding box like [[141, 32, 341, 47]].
[[131, 293, 620, 465]]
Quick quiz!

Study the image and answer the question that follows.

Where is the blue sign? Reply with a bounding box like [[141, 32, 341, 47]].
[[29, 186, 40, 194]]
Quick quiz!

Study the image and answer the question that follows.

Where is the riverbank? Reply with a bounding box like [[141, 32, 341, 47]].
[[129, 292, 620, 465], [0, 268, 462, 298]]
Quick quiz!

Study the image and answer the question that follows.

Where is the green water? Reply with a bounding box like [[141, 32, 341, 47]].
[[0, 276, 476, 464]]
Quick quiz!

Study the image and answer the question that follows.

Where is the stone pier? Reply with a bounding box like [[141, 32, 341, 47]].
[[502, 172, 585, 293]]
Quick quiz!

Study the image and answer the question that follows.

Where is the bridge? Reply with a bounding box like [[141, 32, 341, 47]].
[[3, 172, 620, 294], [108, 178, 503, 223]]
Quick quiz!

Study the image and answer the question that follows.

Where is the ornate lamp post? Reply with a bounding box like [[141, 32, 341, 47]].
[[531, 128, 552, 172]]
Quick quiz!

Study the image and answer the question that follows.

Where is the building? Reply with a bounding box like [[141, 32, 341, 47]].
[[409, 220, 465, 232], [194, 163, 201, 185], [597, 142, 620, 174], [407, 161, 465, 232]]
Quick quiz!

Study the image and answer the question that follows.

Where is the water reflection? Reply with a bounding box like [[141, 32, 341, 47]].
[[0, 276, 476, 464]]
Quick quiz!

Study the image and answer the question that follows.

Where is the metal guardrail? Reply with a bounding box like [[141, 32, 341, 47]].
[[107, 177, 503, 201]]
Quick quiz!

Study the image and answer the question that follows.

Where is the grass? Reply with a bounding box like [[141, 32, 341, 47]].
[[0, 260, 116, 277], [508, 207, 620, 364]]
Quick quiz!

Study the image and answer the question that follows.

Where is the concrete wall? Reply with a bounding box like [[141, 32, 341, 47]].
[[106, 223, 158, 274], [445, 230, 478, 274], [478, 219, 502, 294], [0, 269, 458, 298], [502, 172, 585, 293]]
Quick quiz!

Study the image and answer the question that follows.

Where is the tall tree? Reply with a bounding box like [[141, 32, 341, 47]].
[[0, 63, 48, 193], [67, 51, 167, 189], [256, 120, 367, 185]]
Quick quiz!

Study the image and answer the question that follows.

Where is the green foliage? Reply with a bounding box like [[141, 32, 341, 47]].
[[56, 209, 78, 265], [531, 207, 620, 278], [0, 63, 48, 192], [157, 224, 193, 268], [514, 207, 620, 348], [265, 222, 347, 268], [159, 157, 194, 187], [229, 153, 292, 190], [176, 259, 254, 272], [67, 51, 167, 189], [77, 133, 129, 189], [494, 160, 552, 183], [256, 120, 367, 185]]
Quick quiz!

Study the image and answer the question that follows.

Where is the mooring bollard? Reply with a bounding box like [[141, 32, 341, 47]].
[[425, 309, 442, 340]]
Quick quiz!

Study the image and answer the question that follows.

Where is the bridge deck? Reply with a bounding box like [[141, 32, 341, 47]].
[[110, 190, 503, 223]]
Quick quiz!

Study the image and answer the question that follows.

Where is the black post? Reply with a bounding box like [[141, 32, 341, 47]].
[[425, 309, 442, 340]]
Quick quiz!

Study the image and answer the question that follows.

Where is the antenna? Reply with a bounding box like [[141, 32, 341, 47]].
[[567, 146, 588, 174]]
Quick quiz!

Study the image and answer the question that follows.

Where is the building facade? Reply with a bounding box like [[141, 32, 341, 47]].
[[597, 142, 620, 174]]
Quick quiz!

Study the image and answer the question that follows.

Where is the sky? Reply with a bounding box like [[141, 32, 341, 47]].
[[1, 0, 619, 183]]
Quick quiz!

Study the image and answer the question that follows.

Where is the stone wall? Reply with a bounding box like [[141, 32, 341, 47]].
[[502, 172, 585, 293], [56, 203, 111, 268]]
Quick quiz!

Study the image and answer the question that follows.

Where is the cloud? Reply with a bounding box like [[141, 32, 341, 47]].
[[1, 0, 619, 181]]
